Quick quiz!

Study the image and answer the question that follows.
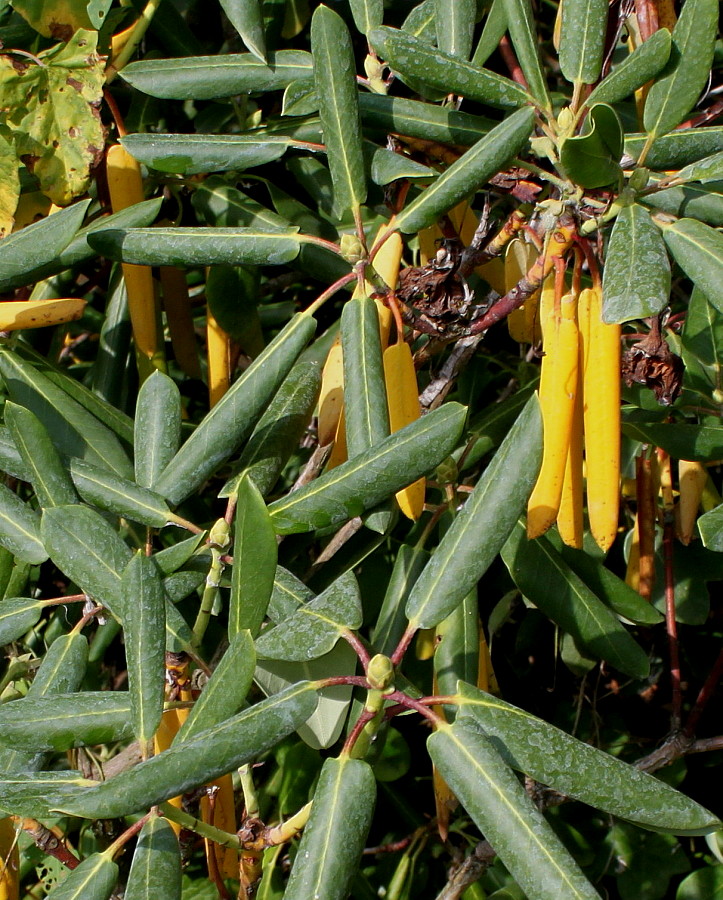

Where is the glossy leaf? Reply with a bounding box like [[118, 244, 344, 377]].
[[428, 721, 600, 900], [358, 93, 494, 146], [230, 477, 277, 638], [0, 348, 133, 479], [587, 28, 671, 106], [0, 426, 30, 482], [663, 218, 723, 315], [368, 26, 531, 109], [56, 683, 319, 819], [681, 287, 723, 399], [175, 631, 256, 743], [625, 128, 723, 170], [311, 5, 367, 218], [283, 757, 376, 900], [121, 50, 313, 100], [457, 683, 720, 835], [434, 591, 479, 701], [642, 180, 723, 228], [269, 566, 313, 621], [69, 459, 173, 529], [406, 397, 541, 630], [348, 0, 383, 34], [0, 693, 133, 752], [393, 107, 535, 234], [373, 544, 430, 656], [621, 421, 723, 462], [121, 133, 289, 176], [435, 0, 476, 60], [0, 597, 46, 645], [502, 520, 649, 677], [255, 570, 361, 661], [4, 402, 76, 508], [134, 371, 182, 491], [43, 852, 118, 900], [677, 151, 723, 184], [0, 483, 47, 564], [125, 815, 181, 900], [559, 0, 609, 84], [643, 0, 719, 139], [154, 312, 316, 506], [697, 504, 723, 552], [502, 0, 550, 108], [220, 0, 266, 61], [0, 772, 96, 818], [602, 204, 670, 324], [560, 102, 623, 188], [267, 402, 466, 534], [122, 553, 166, 747]]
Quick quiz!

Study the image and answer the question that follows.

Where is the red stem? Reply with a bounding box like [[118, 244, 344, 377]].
[[341, 629, 371, 670], [662, 518, 682, 729], [390, 623, 417, 667]]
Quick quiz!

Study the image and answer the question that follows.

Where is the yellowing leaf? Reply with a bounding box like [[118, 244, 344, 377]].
[[10, 0, 95, 39]]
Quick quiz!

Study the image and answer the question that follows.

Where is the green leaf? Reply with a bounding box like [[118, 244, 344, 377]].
[[125, 815, 181, 900], [0, 347, 133, 479], [267, 402, 466, 534], [0, 425, 29, 482], [122, 553, 166, 747], [676, 866, 723, 900], [502, 0, 550, 108], [370, 146, 435, 185], [88, 226, 301, 268], [4, 402, 76, 508], [677, 151, 723, 183], [457, 684, 719, 835], [625, 128, 723, 170], [663, 218, 723, 315], [0, 597, 46, 645], [0, 200, 89, 292], [587, 28, 671, 106], [435, 0, 476, 60], [472, 0, 508, 67], [29, 630, 88, 696], [154, 312, 316, 506], [121, 133, 289, 176], [501, 520, 650, 678], [0, 692, 133, 752], [220, 0, 266, 61], [372, 543, 430, 656], [69, 459, 174, 529], [434, 591, 479, 702], [643, 0, 719, 140], [153, 534, 207, 577], [393, 107, 535, 234], [642, 180, 723, 228], [680, 287, 723, 400], [255, 570, 361, 661], [560, 102, 623, 188], [428, 721, 600, 900], [134, 371, 181, 491], [0, 772, 96, 818], [602, 204, 670, 324], [175, 631, 256, 743], [348, 0, 383, 35], [621, 420, 723, 462], [311, 5, 367, 219], [230, 477, 277, 639], [358, 93, 494, 147], [269, 566, 313, 621], [0, 31, 105, 205], [698, 503, 723, 552], [559, 0, 609, 85], [368, 26, 531, 109], [56, 683, 319, 819], [41, 852, 118, 900], [121, 50, 313, 100], [283, 757, 376, 900], [219, 360, 321, 498], [406, 397, 541, 630], [0, 483, 47, 565]]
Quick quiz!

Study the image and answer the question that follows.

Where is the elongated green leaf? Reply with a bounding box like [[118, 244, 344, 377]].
[[621, 421, 723, 462], [154, 312, 316, 506], [125, 815, 181, 900], [434, 591, 479, 703], [0, 772, 97, 818], [268, 402, 466, 534], [122, 553, 166, 747], [502, 0, 550, 108], [358, 93, 494, 146], [255, 570, 361, 661], [457, 684, 720, 835], [4, 402, 76, 508], [372, 544, 430, 656], [0, 483, 47, 565], [0, 348, 133, 479], [230, 477, 277, 638], [0, 200, 89, 292], [134, 371, 181, 491], [699, 503, 723, 552], [269, 566, 313, 621], [587, 28, 671, 106], [0, 692, 133, 751], [0, 426, 29, 482], [220, 360, 321, 498], [121, 133, 289, 176], [46, 853, 118, 900], [284, 757, 376, 900], [369, 26, 531, 109], [502, 520, 649, 677], [642, 180, 723, 228], [406, 397, 541, 630], [70, 459, 173, 529], [681, 287, 723, 399], [220, 0, 266, 61], [121, 50, 313, 100], [663, 218, 723, 315], [154, 534, 207, 576], [393, 107, 535, 234], [429, 722, 600, 900], [643, 0, 718, 140], [89, 226, 301, 268], [342, 296, 389, 457], [311, 5, 366, 218], [560, 102, 623, 188], [625, 128, 723, 170], [348, 0, 383, 34], [56, 683, 318, 819], [175, 631, 255, 743], [0, 597, 45, 645], [559, 0, 609, 84], [472, 0, 508, 67], [435, 0, 476, 59], [602, 204, 670, 324], [677, 151, 723, 184]]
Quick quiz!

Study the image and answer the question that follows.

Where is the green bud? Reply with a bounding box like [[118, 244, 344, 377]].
[[366, 653, 395, 691], [340, 234, 365, 265], [208, 518, 230, 549]]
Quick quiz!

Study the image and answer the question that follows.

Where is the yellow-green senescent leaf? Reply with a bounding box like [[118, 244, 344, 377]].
[[663, 218, 723, 316], [10, 0, 96, 36], [0, 127, 19, 238], [428, 721, 600, 900], [558, 0, 609, 85], [311, 5, 367, 219]]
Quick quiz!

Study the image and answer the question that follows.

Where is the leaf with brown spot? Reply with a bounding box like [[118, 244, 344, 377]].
[[0, 127, 20, 238], [9, 0, 95, 39]]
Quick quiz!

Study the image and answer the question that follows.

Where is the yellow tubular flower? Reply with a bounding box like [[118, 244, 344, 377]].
[[206, 303, 231, 408], [0, 818, 18, 900], [201, 775, 238, 882], [506, 239, 540, 343], [677, 459, 708, 545], [557, 366, 584, 549]]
